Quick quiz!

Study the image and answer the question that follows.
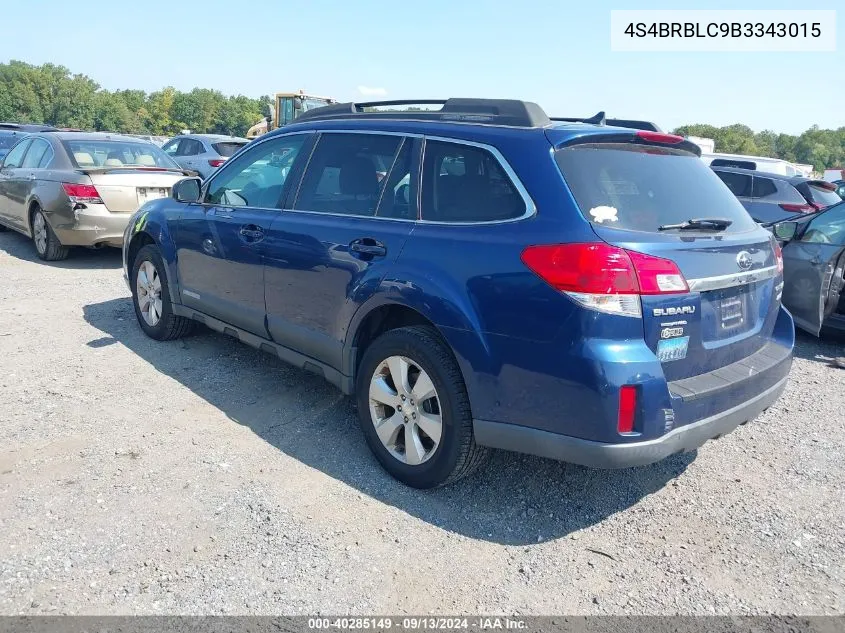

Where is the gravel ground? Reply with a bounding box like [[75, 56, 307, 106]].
[[0, 229, 844, 616]]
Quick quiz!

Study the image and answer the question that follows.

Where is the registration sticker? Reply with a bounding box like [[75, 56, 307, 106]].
[[657, 336, 689, 362]]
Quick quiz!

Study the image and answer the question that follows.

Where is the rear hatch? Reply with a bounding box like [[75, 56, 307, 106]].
[[551, 132, 782, 382], [83, 168, 189, 213]]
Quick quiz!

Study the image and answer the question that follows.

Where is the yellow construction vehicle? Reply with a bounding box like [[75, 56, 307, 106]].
[[246, 91, 336, 139]]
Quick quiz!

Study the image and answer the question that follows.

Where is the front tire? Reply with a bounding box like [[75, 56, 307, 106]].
[[131, 244, 194, 341], [356, 325, 489, 488], [31, 208, 69, 261]]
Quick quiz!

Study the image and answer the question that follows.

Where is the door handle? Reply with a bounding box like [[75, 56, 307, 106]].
[[810, 256, 822, 266], [28, 173, 36, 181], [239, 225, 265, 242], [349, 239, 386, 257]]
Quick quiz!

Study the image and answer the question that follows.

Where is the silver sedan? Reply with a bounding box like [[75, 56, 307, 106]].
[[0, 132, 191, 261]]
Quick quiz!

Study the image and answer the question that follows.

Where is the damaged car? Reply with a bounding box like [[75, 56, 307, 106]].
[[774, 200, 845, 335]]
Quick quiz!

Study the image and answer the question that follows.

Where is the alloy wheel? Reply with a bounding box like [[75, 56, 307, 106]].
[[368, 355, 443, 466], [136, 260, 163, 327], [33, 212, 47, 255]]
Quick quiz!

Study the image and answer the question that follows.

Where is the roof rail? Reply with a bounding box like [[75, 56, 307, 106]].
[[551, 113, 662, 132], [294, 98, 552, 128]]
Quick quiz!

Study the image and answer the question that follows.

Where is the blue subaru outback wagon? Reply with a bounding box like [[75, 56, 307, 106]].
[[122, 99, 794, 488]]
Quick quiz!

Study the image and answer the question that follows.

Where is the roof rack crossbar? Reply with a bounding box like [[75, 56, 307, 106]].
[[294, 98, 552, 128]]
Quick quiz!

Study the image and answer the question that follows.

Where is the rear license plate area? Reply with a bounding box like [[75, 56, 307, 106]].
[[137, 187, 168, 204], [719, 296, 745, 331]]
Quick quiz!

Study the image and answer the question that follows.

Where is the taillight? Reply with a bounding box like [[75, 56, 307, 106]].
[[779, 203, 813, 213], [62, 183, 102, 204], [520, 243, 688, 318], [772, 237, 784, 274], [617, 385, 638, 433], [208, 159, 226, 167], [636, 130, 684, 144]]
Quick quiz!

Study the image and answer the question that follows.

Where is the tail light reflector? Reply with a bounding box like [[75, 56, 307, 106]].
[[779, 203, 813, 213], [62, 183, 102, 204], [618, 386, 638, 433], [520, 243, 688, 317], [208, 159, 226, 168], [772, 237, 784, 274]]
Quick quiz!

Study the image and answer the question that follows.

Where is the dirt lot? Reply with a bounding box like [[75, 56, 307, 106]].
[[0, 229, 844, 615]]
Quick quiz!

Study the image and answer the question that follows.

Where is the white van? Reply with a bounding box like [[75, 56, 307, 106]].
[[701, 152, 802, 176]]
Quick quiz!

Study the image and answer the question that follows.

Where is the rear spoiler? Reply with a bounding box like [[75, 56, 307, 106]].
[[75, 166, 197, 177]]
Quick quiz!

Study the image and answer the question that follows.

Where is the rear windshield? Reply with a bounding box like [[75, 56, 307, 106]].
[[0, 131, 22, 150], [63, 140, 180, 169], [555, 143, 758, 233], [212, 142, 247, 157], [807, 183, 842, 207]]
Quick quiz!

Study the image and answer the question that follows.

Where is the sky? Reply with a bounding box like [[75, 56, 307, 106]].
[[0, 0, 841, 135]]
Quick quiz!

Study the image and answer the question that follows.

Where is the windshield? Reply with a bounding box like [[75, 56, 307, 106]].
[[213, 141, 247, 157], [555, 143, 758, 233], [62, 140, 180, 169], [807, 183, 842, 207]]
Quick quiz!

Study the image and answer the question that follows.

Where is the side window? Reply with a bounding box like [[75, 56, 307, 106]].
[[2, 139, 32, 168], [21, 139, 50, 169], [294, 133, 402, 217], [801, 203, 845, 245], [375, 139, 415, 220], [205, 134, 307, 209], [751, 176, 777, 199], [715, 171, 752, 197], [177, 139, 201, 156], [421, 140, 525, 222], [37, 145, 54, 168], [778, 183, 808, 205], [162, 140, 180, 156]]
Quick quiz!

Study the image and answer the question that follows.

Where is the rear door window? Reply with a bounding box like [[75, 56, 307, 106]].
[[556, 143, 757, 233], [715, 170, 752, 197], [177, 139, 204, 156], [213, 142, 247, 157], [420, 140, 525, 222], [751, 176, 777, 199], [21, 139, 50, 169]]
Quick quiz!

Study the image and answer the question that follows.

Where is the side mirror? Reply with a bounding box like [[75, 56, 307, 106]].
[[172, 177, 202, 203], [774, 221, 798, 242]]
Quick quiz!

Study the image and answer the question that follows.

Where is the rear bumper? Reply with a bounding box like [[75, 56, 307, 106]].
[[51, 207, 131, 247], [474, 373, 789, 469]]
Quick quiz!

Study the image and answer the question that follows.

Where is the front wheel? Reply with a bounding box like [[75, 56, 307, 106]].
[[131, 244, 194, 340], [356, 325, 489, 488]]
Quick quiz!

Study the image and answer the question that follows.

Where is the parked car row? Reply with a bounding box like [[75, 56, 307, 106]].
[[712, 165, 841, 224]]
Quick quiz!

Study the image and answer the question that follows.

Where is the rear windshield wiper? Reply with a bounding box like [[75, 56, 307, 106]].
[[658, 218, 733, 231]]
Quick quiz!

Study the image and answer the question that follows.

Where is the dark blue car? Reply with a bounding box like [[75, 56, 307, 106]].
[[121, 99, 794, 488]]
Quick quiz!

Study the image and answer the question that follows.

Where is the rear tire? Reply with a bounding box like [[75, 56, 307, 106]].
[[356, 325, 489, 488], [31, 207, 69, 261], [131, 244, 194, 341]]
